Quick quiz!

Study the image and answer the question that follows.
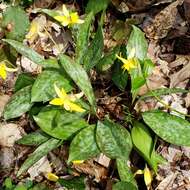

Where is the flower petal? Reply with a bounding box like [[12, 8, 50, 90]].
[[144, 166, 152, 187], [62, 4, 70, 17], [54, 15, 70, 26], [54, 84, 67, 99], [49, 98, 64, 105], [128, 47, 136, 59], [116, 54, 128, 65], [65, 101, 85, 112], [72, 160, 84, 164], [0, 63, 7, 80], [68, 92, 84, 101], [46, 172, 59, 182]]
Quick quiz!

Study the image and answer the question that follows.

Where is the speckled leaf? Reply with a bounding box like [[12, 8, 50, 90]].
[[116, 159, 137, 187], [96, 120, 132, 159], [76, 12, 93, 65], [59, 54, 96, 108], [68, 125, 100, 163], [17, 131, 50, 146], [4, 86, 33, 120], [34, 107, 88, 140], [86, 0, 110, 14], [14, 73, 35, 92], [142, 110, 190, 146], [131, 121, 165, 172], [17, 138, 61, 176], [2, 6, 29, 41], [83, 25, 104, 71], [127, 25, 148, 60], [31, 69, 72, 102], [113, 181, 137, 190], [3, 39, 59, 68]]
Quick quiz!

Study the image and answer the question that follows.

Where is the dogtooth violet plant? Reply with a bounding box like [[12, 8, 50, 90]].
[[2, 3, 190, 190]]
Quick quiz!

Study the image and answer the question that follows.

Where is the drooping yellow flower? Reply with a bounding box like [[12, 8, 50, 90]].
[[50, 84, 85, 112], [0, 61, 17, 80], [46, 172, 59, 182], [134, 165, 153, 189], [54, 5, 84, 27], [116, 48, 137, 72], [72, 160, 84, 164]]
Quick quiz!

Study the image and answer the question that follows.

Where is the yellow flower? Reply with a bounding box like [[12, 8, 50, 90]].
[[54, 5, 84, 27], [134, 165, 153, 189], [116, 48, 137, 72], [49, 84, 85, 112], [46, 172, 59, 182], [0, 61, 17, 80], [72, 160, 84, 164]]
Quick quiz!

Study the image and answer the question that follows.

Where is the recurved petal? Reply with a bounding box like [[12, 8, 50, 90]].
[[62, 4, 70, 17], [49, 98, 64, 105], [65, 101, 85, 112], [54, 15, 70, 26], [0, 63, 7, 80], [54, 84, 67, 99]]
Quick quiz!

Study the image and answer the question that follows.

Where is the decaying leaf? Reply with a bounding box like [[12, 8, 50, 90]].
[[144, 0, 184, 40], [0, 94, 10, 117]]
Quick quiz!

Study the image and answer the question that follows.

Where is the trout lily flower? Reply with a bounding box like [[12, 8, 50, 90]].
[[116, 48, 137, 72], [54, 5, 84, 27], [50, 84, 85, 112], [135, 165, 153, 189], [45, 172, 59, 182], [0, 61, 17, 80]]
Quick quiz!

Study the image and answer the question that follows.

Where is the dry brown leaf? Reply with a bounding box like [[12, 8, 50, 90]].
[[0, 94, 10, 117], [170, 62, 190, 87], [144, 0, 184, 40], [72, 160, 108, 182], [0, 147, 14, 169], [0, 123, 23, 147], [95, 154, 111, 168]]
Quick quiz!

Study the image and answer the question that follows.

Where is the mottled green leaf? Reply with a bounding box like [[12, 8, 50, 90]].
[[34, 107, 88, 140], [14, 73, 35, 92], [84, 25, 104, 71], [86, 0, 110, 14], [68, 125, 100, 163], [17, 138, 61, 176], [76, 12, 93, 65], [4, 86, 33, 120], [116, 159, 137, 187], [142, 59, 155, 79], [112, 61, 128, 91], [17, 131, 50, 146], [31, 69, 73, 102], [113, 181, 137, 190], [142, 110, 190, 146], [2, 39, 59, 68], [2, 6, 29, 41], [96, 120, 132, 159], [96, 46, 119, 72], [131, 121, 165, 172], [139, 88, 189, 100], [58, 176, 85, 190], [127, 25, 148, 60], [59, 54, 96, 108]]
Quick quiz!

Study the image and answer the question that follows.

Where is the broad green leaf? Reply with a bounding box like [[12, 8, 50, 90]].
[[116, 159, 137, 187], [112, 61, 128, 91], [2, 6, 29, 41], [131, 121, 165, 172], [58, 176, 85, 190], [59, 54, 96, 108], [113, 181, 137, 190], [96, 46, 119, 72], [3, 86, 33, 120], [96, 120, 132, 159], [86, 0, 110, 14], [3, 39, 59, 68], [34, 107, 88, 140], [139, 88, 189, 100], [31, 69, 73, 102], [127, 25, 148, 61], [142, 110, 190, 146], [17, 131, 50, 146], [76, 12, 93, 65], [14, 73, 35, 92], [68, 125, 100, 163], [17, 138, 61, 176], [142, 59, 155, 79], [32, 183, 51, 190], [83, 25, 104, 71]]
